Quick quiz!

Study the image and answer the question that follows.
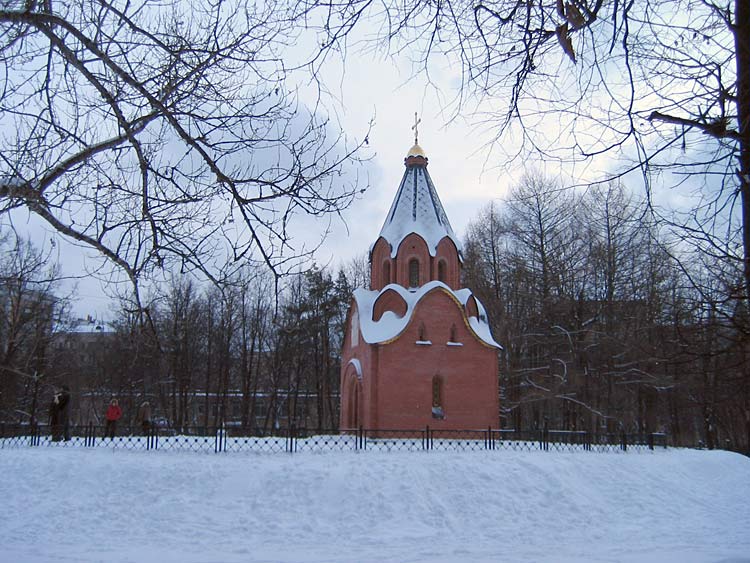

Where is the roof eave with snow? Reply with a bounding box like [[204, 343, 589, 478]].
[[352, 281, 502, 349]]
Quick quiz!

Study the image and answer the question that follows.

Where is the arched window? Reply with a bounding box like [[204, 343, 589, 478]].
[[382, 260, 391, 286], [408, 258, 420, 287], [449, 324, 457, 343], [437, 260, 447, 283], [418, 322, 427, 341], [432, 375, 444, 419]]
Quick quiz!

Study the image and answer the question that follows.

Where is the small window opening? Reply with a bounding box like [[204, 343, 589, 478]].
[[382, 260, 391, 286], [449, 324, 457, 343], [432, 375, 444, 419], [437, 260, 447, 283], [409, 258, 420, 288], [418, 322, 427, 341]]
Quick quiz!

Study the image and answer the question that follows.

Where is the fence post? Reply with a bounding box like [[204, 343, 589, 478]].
[[648, 433, 654, 451], [621, 430, 627, 452], [30, 422, 38, 447], [286, 424, 296, 454], [215, 422, 226, 454], [147, 425, 157, 451], [543, 420, 549, 451]]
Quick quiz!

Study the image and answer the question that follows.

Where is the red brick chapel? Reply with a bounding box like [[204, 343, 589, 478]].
[[339, 125, 501, 431]]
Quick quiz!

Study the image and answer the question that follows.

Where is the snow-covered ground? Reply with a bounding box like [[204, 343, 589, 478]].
[[1, 446, 748, 563]]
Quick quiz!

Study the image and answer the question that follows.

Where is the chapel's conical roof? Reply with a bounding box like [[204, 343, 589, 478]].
[[377, 143, 462, 259]]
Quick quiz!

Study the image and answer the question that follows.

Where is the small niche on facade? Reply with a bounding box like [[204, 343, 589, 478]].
[[447, 323, 463, 346], [416, 322, 431, 345], [437, 260, 446, 283]]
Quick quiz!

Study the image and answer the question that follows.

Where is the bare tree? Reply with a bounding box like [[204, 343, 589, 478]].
[[341, 252, 371, 290], [0, 0, 370, 312], [158, 277, 206, 431], [505, 173, 580, 307], [464, 178, 695, 437], [0, 230, 68, 422]]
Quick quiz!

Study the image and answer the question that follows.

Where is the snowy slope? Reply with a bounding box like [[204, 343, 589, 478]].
[[0, 447, 748, 563]]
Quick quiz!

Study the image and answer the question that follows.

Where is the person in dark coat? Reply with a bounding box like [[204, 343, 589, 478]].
[[136, 401, 152, 435], [49, 392, 61, 441], [57, 385, 71, 441], [105, 398, 122, 439]]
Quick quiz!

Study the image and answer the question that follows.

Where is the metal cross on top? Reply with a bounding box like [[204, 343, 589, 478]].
[[411, 112, 421, 145]]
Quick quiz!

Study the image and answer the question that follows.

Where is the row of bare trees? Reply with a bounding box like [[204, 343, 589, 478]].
[[2, 189, 747, 453], [32, 266, 352, 434], [464, 174, 749, 451], [0, 223, 357, 433]]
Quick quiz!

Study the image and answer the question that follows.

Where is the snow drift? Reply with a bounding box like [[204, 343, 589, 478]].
[[0, 447, 748, 563]]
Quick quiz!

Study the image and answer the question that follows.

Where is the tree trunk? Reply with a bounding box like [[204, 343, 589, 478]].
[[736, 0, 750, 456]]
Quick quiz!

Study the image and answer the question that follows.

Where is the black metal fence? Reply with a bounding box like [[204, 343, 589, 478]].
[[0, 422, 667, 455]]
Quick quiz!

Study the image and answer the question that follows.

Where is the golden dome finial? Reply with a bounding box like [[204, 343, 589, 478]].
[[406, 143, 426, 158]]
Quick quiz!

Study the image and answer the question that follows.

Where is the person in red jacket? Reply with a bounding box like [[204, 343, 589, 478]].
[[105, 398, 122, 439]]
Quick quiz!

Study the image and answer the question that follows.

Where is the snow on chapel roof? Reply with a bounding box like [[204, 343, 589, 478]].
[[377, 143, 463, 259], [352, 281, 501, 349]]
